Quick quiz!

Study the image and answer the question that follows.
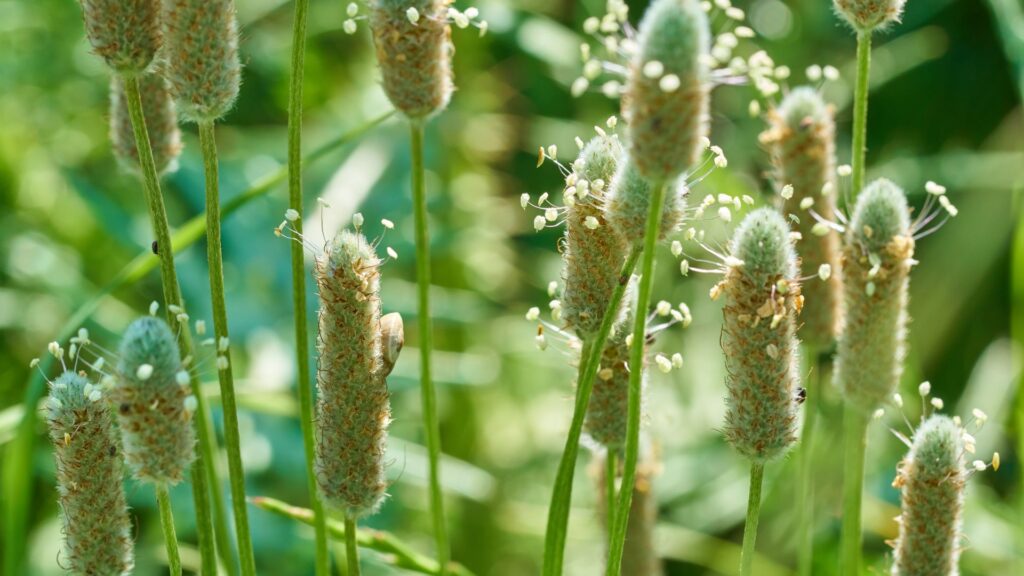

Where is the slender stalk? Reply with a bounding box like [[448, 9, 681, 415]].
[[123, 74, 220, 575], [840, 405, 869, 576], [542, 246, 643, 575], [739, 463, 766, 576], [605, 450, 616, 541], [410, 119, 449, 574], [286, 0, 330, 574], [156, 483, 183, 576], [797, 349, 822, 576], [198, 119, 257, 576], [345, 516, 361, 576], [851, 31, 872, 196], [606, 181, 666, 576]]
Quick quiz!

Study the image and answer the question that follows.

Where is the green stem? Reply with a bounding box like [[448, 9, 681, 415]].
[[123, 74, 221, 575], [252, 497, 476, 576], [605, 450, 616, 542], [797, 350, 822, 576], [541, 246, 643, 575], [410, 118, 449, 574], [286, 1, 330, 574], [606, 181, 666, 576], [156, 483, 183, 576], [739, 463, 765, 576], [840, 405, 869, 576], [851, 31, 872, 196], [199, 119, 257, 576], [345, 516, 361, 576]]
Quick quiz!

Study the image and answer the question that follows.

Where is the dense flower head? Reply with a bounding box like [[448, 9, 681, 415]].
[[110, 74, 183, 175], [585, 307, 646, 449], [47, 371, 134, 576], [834, 0, 907, 33], [77, 0, 162, 74], [605, 156, 688, 246]]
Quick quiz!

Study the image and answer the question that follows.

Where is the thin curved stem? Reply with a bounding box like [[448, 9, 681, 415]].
[[345, 516, 361, 576], [605, 450, 616, 542], [606, 181, 667, 575], [797, 349, 822, 576], [123, 74, 221, 575], [286, 0, 330, 574], [841, 405, 869, 576], [541, 246, 643, 575], [156, 483, 182, 576], [199, 119, 257, 576], [740, 463, 765, 576], [851, 31, 872, 196], [410, 119, 449, 574]]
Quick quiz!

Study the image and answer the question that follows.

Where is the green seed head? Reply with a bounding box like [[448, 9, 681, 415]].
[[624, 0, 711, 181], [162, 0, 241, 122], [606, 156, 688, 246], [314, 231, 391, 518], [722, 208, 802, 462], [585, 306, 644, 450], [762, 87, 843, 346], [110, 74, 183, 175], [561, 135, 629, 336], [47, 372, 134, 576], [77, 0, 162, 74], [112, 316, 195, 484], [892, 415, 965, 576], [836, 179, 914, 411], [370, 0, 454, 119], [833, 0, 907, 33]]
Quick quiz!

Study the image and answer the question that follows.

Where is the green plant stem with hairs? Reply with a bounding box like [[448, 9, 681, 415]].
[[410, 118, 449, 574], [605, 181, 666, 576], [797, 351, 824, 576], [542, 246, 642, 575], [345, 516, 361, 576], [841, 405, 869, 576], [740, 463, 765, 576], [123, 75, 222, 575], [606, 451, 616, 540], [198, 119, 257, 576], [285, 0, 330, 574], [156, 483, 182, 576], [851, 31, 872, 195]]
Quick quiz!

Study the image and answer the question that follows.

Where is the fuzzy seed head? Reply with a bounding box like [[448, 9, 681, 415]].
[[585, 307, 647, 449], [77, 0, 161, 74], [624, 0, 711, 180], [561, 136, 630, 336], [162, 0, 242, 122], [606, 156, 689, 246], [891, 415, 965, 576], [833, 0, 907, 33], [314, 231, 391, 518], [761, 87, 843, 346], [112, 316, 195, 484], [836, 179, 914, 411], [722, 208, 802, 462], [110, 74, 183, 175], [370, 0, 454, 118], [47, 372, 134, 576]]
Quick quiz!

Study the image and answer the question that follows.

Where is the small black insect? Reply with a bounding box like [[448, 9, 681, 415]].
[[151, 240, 159, 255], [795, 387, 807, 405], [108, 445, 117, 457], [119, 403, 131, 415]]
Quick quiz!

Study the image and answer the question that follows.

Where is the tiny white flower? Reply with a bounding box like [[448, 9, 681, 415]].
[[285, 209, 299, 222], [583, 17, 600, 34], [136, 364, 154, 381], [150, 301, 160, 316], [343, 19, 357, 35], [88, 389, 102, 402], [196, 320, 206, 335], [748, 100, 761, 117], [547, 281, 558, 297], [823, 65, 839, 81], [381, 218, 395, 230], [347, 3, 359, 17], [938, 195, 958, 217], [659, 74, 681, 93], [818, 264, 832, 281], [812, 222, 830, 237], [765, 344, 779, 359], [656, 300, 672, 316], [525, 307, 540, 321], [601, 80, 621, 98], [972, 460, 986, 471], [806, 64, 822, 81], [655, 354, 672, 373], [671, 240, 683, 257], [184, 395, 198, 413], [218, 336, 230, 352], [520, 193, 530, 210], [545, 208, 558, 222], [679, 259, 690, 276], [217, 356, 230, 371], [718, 206, 732, 222], [872, 408, 885, 420], [571, 77, 590, 97], [406, 7, 420, 24], [672, 353, 684, 369], [972, 408, 988, 423], [918, 381, 931, 396], [533, 215, 546, 232], [535, 333, 547, 351], [642, 60, 664, 79], [584, 216, 600, 229], [893, 393, 903, 407], [387, 246, 398, 259], [735, 26, 755, 38], [353, 213, 365, 227], [837, 164, 852, 177], [780, 184, 794, 200], [176, 371, 190, 386], [930, 397, 944, 410], [800, 197, 815, 210], [865, 281, 876, 297], [925, 181, 946, 195], [30, 358, 40, 369]]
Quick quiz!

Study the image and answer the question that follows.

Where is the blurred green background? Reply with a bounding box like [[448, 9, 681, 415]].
[[1, 0, 1022, 574]]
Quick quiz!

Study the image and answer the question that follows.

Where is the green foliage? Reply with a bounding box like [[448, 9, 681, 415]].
[[722, 208, 802, 462], [313, 231, 390, 518], [625, 0, 710, 181], [112, 316, 196, 484], [47, 372, 133, 576], [161, 0, 241, 122], [892, 415, 966, 576], [836, 179, 914, 411]]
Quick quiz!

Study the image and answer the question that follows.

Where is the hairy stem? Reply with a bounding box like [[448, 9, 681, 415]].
[[410, 119, 449, 574], [841, 406, 869, 576], [199, 119, 257, 576], [606, 450, 616, 543], [740, 463, 766, 576], [123, 74, 221, 575], [286, 0, 330, 574], [345, 516, 361, 576], [156, 483, 182, 576], [797, 350, 823, 576], [851, 31, 872, 195], [606, 181, 666, 576], [542, 246, 643, 575]]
